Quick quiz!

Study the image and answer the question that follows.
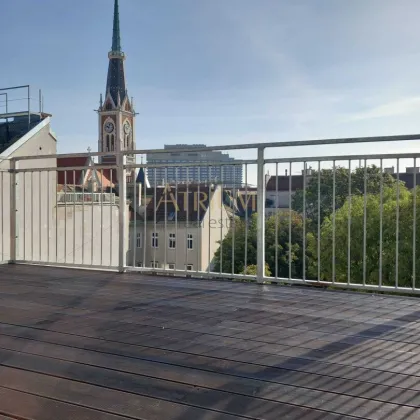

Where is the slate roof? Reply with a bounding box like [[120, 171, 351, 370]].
[[106, 58, 126, 106], [105, 0, 127, 106], [265, 175, 305, 191]]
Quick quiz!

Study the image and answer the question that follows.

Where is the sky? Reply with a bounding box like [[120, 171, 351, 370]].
[[2, 0, 420, 166]]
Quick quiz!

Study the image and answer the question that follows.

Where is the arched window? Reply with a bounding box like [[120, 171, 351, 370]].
[[106, 135, 110, 152], [124, 134, 130, 149], [111, 135, 115, 151]]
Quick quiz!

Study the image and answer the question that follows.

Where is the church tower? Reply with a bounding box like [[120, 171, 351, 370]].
[[98, 0, 135, 165]]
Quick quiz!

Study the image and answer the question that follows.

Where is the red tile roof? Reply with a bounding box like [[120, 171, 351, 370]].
[[57, 156, 91, 185]]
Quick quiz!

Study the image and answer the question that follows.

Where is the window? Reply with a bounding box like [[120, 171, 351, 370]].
[[136, 262, 143, 267], [169, 233, 176, 249], [136, 232, 142, 248], [187, 234, 193, 250], [152, 232, 159, 248], [168, 263, 175, 270], [186, 264, 193, 271], [150, 261, 159, 268]]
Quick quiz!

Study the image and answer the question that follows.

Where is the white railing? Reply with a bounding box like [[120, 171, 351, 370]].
[[0, 168, 10, 264], [2, 133, 420, 294]]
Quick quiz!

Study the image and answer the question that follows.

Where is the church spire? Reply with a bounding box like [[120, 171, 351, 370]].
[[111, 0, 122, 54], [99, 0, 136, 166], [106, 0, 126, 106]]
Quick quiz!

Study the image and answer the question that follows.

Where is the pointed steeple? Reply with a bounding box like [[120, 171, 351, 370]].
[[111, 0, 122, 54], [106, 0, 126, 106], [99, 0, 136, 167]]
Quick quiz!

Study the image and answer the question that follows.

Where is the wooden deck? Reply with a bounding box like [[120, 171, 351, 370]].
[[1, 266, 420, 419]]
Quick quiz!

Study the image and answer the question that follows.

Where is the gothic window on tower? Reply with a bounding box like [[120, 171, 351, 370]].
[[124, 133, 131, 149], [106, 135, 110, 152], [111, 135, 115, 151], [123, 121, 131, 150]]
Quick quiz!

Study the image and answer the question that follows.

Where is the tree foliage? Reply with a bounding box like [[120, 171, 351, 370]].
[[240, 264, 272, 277], [213, 211, 306, 278], [292, 165, 397, 225], [215, 167, 419, 288], [308, 185, 420, 287]]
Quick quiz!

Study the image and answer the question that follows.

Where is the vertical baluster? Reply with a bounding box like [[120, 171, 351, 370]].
[[288, 162, 292, 280], [379, 159, 383, 288], [64, 171, 67, 264], [347, 160, 352, 285], [332, 161, 336, 283], [73, 170, 76, 265], [396, 159, 400, 288], [220, 166, 224, 274], [275, 163, 278, 279], [244, 164, 248, 275], [303, 162, 307, 281], [363, 160, 367, 287], [413, 157, 417, 290], [317, 161, 321, 282]]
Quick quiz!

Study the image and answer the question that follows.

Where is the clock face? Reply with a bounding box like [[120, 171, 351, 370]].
[[104, 121, 115, 133], [124, 122, 131, 134]]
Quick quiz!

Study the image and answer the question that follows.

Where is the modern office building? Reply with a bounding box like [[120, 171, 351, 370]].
[[146, 144, 243, 188]]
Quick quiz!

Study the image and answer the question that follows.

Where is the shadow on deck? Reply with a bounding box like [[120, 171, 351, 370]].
[[0, 264, 420, 419]]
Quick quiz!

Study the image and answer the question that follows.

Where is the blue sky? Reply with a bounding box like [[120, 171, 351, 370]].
[[2, 0, 420, 161]]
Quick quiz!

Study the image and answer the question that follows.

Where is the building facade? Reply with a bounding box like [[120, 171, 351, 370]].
[[128, 184, 231, 272], [147, 144, 243, 188]]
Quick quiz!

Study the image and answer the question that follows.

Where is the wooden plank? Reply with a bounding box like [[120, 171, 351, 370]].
[[2, 265, 420, 419], [1, 334, 420, 417], [2, 311, 420, 392], [0, 348, 354, 420], [0, 365, 245, 420], [0, 386, 128, 420], [3, 300, 420, 367]]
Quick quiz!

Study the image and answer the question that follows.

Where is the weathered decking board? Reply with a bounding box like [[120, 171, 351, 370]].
[[0, 264, 420, 419]]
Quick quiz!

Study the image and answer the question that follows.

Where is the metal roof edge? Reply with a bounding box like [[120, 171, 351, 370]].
[[0, 116, 51, 158]]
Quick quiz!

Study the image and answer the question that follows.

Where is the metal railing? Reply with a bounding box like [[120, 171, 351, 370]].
[[0, 168, 10, 264], [2, 133, 420, 294]]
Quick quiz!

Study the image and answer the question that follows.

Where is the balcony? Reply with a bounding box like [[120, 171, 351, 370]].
[[1, 263, 420, 419], [1, 135, 420, 418]]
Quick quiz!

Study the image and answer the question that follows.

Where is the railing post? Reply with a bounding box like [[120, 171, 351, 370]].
[[257, 147, 266, 283], [118, 153, 127, 273], [9, 159, 17, 263]]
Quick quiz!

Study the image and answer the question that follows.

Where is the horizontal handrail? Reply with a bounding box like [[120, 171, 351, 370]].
[[266, 152, 420, 164], [10, 133, 420, 162]]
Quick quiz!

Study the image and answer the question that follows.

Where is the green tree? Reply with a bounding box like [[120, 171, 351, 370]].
[[213, 211, 306, 279], [241, 264, 272, 277], [309, 185, 420, 288], [292, 165, 397, 225]]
